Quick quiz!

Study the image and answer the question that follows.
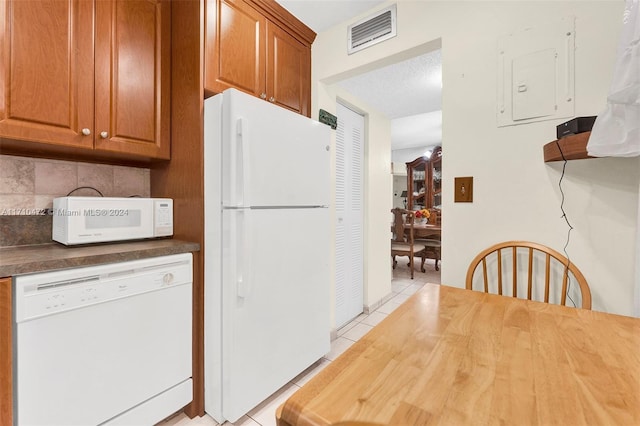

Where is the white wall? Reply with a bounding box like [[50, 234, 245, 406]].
[[392, 146, 432, 163], [393, 175, 407, 209], [392, 161, 408, 209], [391, 161, 407, 176], [312, 0, 640, 316]]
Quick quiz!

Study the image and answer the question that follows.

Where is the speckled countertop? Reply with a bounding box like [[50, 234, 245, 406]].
[[0, 239, 200, 277]]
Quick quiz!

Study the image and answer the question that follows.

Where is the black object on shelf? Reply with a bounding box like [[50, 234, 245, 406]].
[[556, 116, 597, 139]]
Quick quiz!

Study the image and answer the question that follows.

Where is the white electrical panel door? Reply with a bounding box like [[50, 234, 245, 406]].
[[512, 48, 557, 120], [497, 17, 575, 127]]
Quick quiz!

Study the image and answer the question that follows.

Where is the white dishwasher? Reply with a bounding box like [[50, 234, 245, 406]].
[[14, 253, 193, 426]]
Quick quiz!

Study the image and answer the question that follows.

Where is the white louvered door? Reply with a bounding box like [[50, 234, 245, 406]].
[[335, 103, 364, 328]]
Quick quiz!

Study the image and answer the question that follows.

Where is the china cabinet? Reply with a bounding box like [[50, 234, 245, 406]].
[[406, 146, 442, 211]]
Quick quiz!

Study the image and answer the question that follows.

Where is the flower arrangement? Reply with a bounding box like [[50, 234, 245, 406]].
[[414, 209, 430, 219]]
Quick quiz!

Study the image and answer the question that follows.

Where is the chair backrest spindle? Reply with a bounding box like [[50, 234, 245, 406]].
[[497, 249, 503, 295], [527, 247, 533, 300], [544, 253, 551, 303], [561, 264, 569, 306], [482, 258, 488, 293], [512, 246, 517, 298]]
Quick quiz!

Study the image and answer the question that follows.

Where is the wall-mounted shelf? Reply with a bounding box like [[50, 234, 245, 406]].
[[543, 132, 593, 162]]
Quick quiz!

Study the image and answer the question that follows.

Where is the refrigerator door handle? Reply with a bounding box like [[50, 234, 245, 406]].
[[236, 118, 251, 207], [236, 209, 252, 299]]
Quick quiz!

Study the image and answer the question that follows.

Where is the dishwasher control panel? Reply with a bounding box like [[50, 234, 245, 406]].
[[14, 253, 193, 322]]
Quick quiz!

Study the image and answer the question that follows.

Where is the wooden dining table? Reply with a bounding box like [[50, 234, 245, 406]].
[[391, 223, 441, 239], [411, 223, 440, 239], [276, 283, 640, 426]]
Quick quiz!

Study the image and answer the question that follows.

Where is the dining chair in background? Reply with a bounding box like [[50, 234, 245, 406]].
[[415, 208, 441, 271], [465, 240, 591, 309], [391, 208, 426, 279]]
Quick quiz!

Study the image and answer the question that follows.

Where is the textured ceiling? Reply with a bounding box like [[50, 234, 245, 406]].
[[391, 111, 442, 151], [336, 50, 442, 119], [276, 0, 442, 151]]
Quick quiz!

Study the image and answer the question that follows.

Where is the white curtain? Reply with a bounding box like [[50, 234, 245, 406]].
[[587, 0, 640, 157]]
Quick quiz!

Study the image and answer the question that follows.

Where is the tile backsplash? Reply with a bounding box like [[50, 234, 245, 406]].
[[0, 155, 150, 215]]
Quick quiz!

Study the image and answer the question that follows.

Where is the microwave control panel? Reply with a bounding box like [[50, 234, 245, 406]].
[[154, 199, 174, 236]]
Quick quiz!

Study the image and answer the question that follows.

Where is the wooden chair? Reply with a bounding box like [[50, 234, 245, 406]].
[[391, 208, 426, 279], [428, 208, 441, 226], [465, 241, 591, 309], [416, 208, 441, 271]]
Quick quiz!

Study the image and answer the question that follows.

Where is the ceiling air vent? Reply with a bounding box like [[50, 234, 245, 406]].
[[348, 4, 397, 55]]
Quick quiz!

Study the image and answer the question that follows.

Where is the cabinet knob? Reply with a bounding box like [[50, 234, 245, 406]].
[[260, 93, 267, 99], [269, 96, 275, 103], [81, 128, 91, 136], [100, 131, 108, 139]]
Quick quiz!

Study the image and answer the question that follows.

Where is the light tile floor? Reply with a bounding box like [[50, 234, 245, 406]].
[[160, 259, 441, 426]]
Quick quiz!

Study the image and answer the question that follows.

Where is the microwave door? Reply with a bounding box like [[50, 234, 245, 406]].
[[85, 211, 151, 239], [54, 198, 155, 245]]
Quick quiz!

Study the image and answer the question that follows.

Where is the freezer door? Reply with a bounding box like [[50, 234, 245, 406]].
[[221, 207, 330, 422], [221, 88, 331, 208]]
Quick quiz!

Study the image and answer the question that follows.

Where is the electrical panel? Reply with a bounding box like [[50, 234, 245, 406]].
[[497, 17, 575, 127]]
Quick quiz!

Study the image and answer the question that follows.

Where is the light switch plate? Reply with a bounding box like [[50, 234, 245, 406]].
[[455, 177, 473, 203]]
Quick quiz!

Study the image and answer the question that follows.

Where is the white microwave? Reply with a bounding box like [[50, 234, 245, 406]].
[[52, 197, 173, 245]]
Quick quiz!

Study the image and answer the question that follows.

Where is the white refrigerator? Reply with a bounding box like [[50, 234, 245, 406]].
[[203, 88, 331, 423]]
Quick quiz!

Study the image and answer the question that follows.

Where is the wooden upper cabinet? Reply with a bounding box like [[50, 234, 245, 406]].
[[0, 0, 94, 149], [266, 22, 310, 116], [205, 0, 266, 97], [205, 0, 314, 116], [0, 0, 170, 162], [94, 0, 171, 159]]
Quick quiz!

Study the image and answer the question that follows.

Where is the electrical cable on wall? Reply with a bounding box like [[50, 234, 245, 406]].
[[554, 140, 577, 308]]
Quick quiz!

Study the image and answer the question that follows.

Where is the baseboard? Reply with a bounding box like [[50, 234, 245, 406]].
[[330, 291, 395, 340], [364, 291, 395, 315]]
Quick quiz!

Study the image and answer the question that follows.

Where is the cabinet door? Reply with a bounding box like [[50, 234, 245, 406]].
[[94, 0, 171, 159], [430, 147, 442, 209], [204, 0, 266, 98], [406, 156, 427, 210], [266, 22, 310, 116], [0, 0, 94, 149]]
